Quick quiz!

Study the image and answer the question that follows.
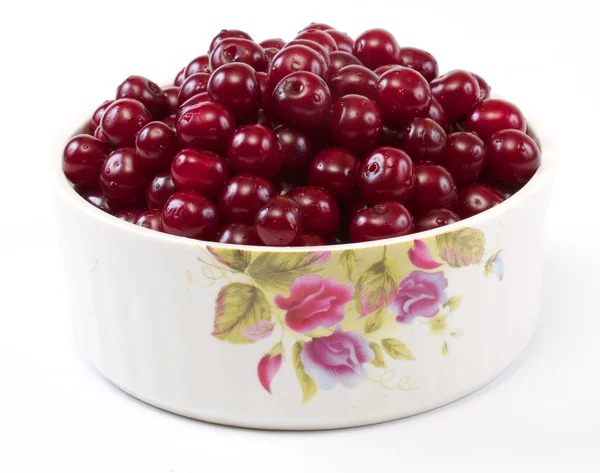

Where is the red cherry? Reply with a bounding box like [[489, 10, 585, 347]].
[[352, 28, 400, 70], [359, 147, 414, 205], [329, 51, 363, 75], [410, 163, 457, 215], [268, 45, 329, 88], [82, 189, 116, 214], [184, 55, 210, 77], [287, 186, 341, 239], [163, 86, 179, 115], [426, 96, 448, 130], [471, 72, 491, 100], [176, 101, 236, 154], [63, 134, 109, 188], [397, 47, 439, 82], [254, 195, 304, 246], [325, 29, 354, 53], [161, 114, 177, 131], [209, 29, 253, 52], [115, 208, 144, 224], [442, 132, 487, 186], [307, 147, 360, 202], [218, 223, 260, 245], [146, 170, 176, 210], [378, 120, 403, 148], [329, 94, 382, 152], [259, 38, 286, 50], [275, 125, 315, 179], [178, 72, 210, 104], [283, 40, 331, 68], [100, 98, 152, 147], [208, 63, 260, 124], [135, 121, 178, 169], [376, 67, 432, 125], [94, 126, 109, 142], [87, 100, 113, 134], [486, 129, 541, 187], [264, 47, 279, 64], [171, 148, 230, 199], [456, 183, 504, 218], [227, 124, 283, 179], [296, 234, 328, 246], [257, 109, 282, 129], [99, 147, 151, 207], [430, 70, 480, 121], [136, 210, 164, 232], [466, 98, 526, 141], [176, 92, 211, 121], [255, 71, 272, 111], [116, 75, 167, 118], [299, 22, 334, 32], [350, 201, 414, 242], [162, 190, 220, 240], [373, 64, 401, 76], [415, 208, 460, 232], [399, 118, 446, 163], [218, 174, 276, 223], [328, 65, 378, 102], [273, 178, 297, 195], [209, 38, 268, 72], [174, 68, 186, 87], [295, 29, 337, 54], [342, 198, 369, 227]]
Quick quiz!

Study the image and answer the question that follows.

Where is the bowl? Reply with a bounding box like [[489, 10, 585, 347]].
[[52, 104, 554, 430]]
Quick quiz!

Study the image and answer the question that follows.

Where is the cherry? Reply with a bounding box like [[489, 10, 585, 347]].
[[268, 45, 329, 88], [257, 109, 282, 129], [329, 94, 382, 152], [209, 29, 253, 52], [171, 148, 230, 199], [307, 147, 360, 202], [162, 190, 220, 240], [328, 65, 378, 102], [82, 189, 116, 214], [271, 71, 332, 131], [415, 208, 460, 232], [174, 68, 186, 87], [397, 47, 438, 82], [161, 114, 177, 131], [275, 125, 315, 178], [296, 234, 328, 246], [254, 195, 304, 246], [373, 64, 401, 76], [287, 186, 341, 239], [263, 47, 279, 64], [376, 67, 432, 125], [471, 72, 491, 100], [218, 174, 276, 223], [325, 29, 354, 53], [208, 63, 260, 124], [274, 178, 297, 195], [342, 198, 369, 227], [492, 184, 515, 200], [135, 121, 178, 169], [378, 120, 402, 147], [295, 29, 337, 54], [136, 210, 164, 232], [353, 28, 400, 70], [63, 134, 110, 188], [358, 147, 414, 205], [99, 147, 151, 207], [399, 117, 446, 163], [329, 51, 362, 75], [184, 55, 210, 76], [100, 98, 152, 147], [466, 98, 526, 141], [176, 101, 236, 154], [176, 92, 211, 121], [350, 201, 414, 242], [299, 22, 334, 32], [410, 163, 457, 215], [163, 86, 179, 115], [442, 132, 487, 186], [87, 100, 113, 134], [94, 127, 109, 142], [178, 72, 211, 104], [456, 183, 504, 218], [430, 70, 480, 121], [146, 170, 177, 210], [115, 208, 144, 223], [259, 38, 286, 50], [255, 71, 272, 110], [426, 96, 448, 130], [116, 75, 167, 118], [218, 223, 260, 245], [209, 38, 268, 72], [227, 124, 283, 179], [283, 40, 330, 68], [486, 129, 541, 187]]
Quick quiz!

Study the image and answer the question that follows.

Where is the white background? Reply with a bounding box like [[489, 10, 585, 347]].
[[1, 0, 599, 471]]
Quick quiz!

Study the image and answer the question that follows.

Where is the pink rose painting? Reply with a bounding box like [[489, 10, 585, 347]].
[[390, 270, 448, 323], [301, 327, 374, 390], [275, 274, 354, 333]]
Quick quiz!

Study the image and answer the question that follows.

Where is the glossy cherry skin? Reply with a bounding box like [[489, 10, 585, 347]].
[[162, 190, 220, 240], [358, 147, 414, 205], [430, 70, 480, 121], [287, 186, 341, 239], [271, 71, 332, 131], [276, 125, 315, 179], [218, 174, 276, 223], [373, 64, 400, 76], [254, 196, 304, 246], [268, 45, 329, 88], [466, 98, 526, 141], [255, 72, 272, 111], [376, 67, 432, 125], [325, 29, 354, 53], [227, 124, 283, 179], [259, 38, 286, 50], [308, 147, 360, 202], [115, 208, 144, 223], [209, 38, 268, 73], [415, 208, 460, 232], [135, 121, 178, 169], [455, 183, 504, 218], [136, 210, 164, 232], [399, 118, 446, 163], [94, 127, 108, 142], [442, 132, 487, 186], [209, 29, 253, 52], [176, 92, 211, 121], [397, 47, 439, 82], [161, 114, 177, 131], [63, 134, 110, 188], [178, 72, 211, 104], [329, 51, 362, 75], [218, 223, 260, 245], [146, 170, 177, 210], [174, 68, 186, 87], [486, 129, 541, 187], [257, 109, 282, 129], [87, 100, 113, 134], [350, 201, 414, 243], [352, 28, 400, 70], [329, 94, 382, 152], [471, 72, 491, 100], [208, 63, 260, 124], [296, 233, 328, 246], [264, 47, 279, 64], [342, 198, 368, 227], [410, 163, 458, 216], [100, 99, 152, 147], [283, 39, 330, 68], [99, 147, 151, 207], [171, 148, 230, 199], [82, 189, 116, 214], [426, 96, 448, 130], [116, 75, 167, 118], [295, 29, 337, 54], [176, 101, 236, 154], [162, 86, 179, 115], [299, 22, 334, 32], [328, 65, 378, 102], [184, 55, 210, 77]]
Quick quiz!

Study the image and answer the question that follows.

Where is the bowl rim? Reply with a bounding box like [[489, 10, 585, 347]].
[[51, 96, 555, 253]]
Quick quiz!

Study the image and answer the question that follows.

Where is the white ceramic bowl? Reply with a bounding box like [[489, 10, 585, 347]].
[[53, 106, 554, 430]]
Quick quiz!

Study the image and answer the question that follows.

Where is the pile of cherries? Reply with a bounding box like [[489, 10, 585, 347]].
[[63, 23, 541, 246]]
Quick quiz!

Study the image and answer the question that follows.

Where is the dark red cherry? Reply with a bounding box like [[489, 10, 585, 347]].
[[274, 178, 297, 195], [256, 71, 272, 111], [486, 129, 541, 187], [174, 68, 186, 87], [350, 201, 414, 243], [491, 184, 516, 200], [410, 163, 457, 215], [352, 28, 400, 70], [328, 65, 378, 101], [218, 174, 276, 223], [359, 147, 414, 205], [275, 125, 315, 178], [254, 196, 304, 246], [376, 67, 432, 125], [146, 170, 177, 210], [430, 70, 480, 121], [259, 38, 286, 50], [135, 121, 178, 169], [176, 101, 236, 154], [82, 189, 116, 214], [100, 98, 152, 147], [171, 148, 230, 199], [163, 86, 179, 115], [307, 147, 360, 202], [329, 94, 382, 152], [325, 29, 354, 53], [283, 40, 331, 68], [115, 208, 144, 223], [415, 208, 460, 232], [268, 45, 329, 88], [342, 198, 368, 227], [271, 71, 332, 131], [116, 75, 167, 118], [184, 55, 210, 77], [176, 92, 211, 121], [136, 210, 164, 232], [299, 22, 334, 32], [397, 47, 438, 82], [162, 190, 220, 240], [471, 72, 491, 100], [442, 132, 487, 186], [161, 114, 177, 131], [87, 100, 113, 134], [426, 96, 448, 130], [296, 233, 328, 246], [466, 99, 526, 141], [295, 29, 337, 54], [227, 124, 283, 179], [287, 186, 341, 239], [373, 64, 401, 76], [378, 120, 403, 148], [99, 147, 151, 207], [263, 47, 279, 64], [329, 51, 362, 75], [209, 38, 268, 72], [209, 29, 253, 52], [456, 183, 504, 218], [399, 118, 446, 163], [63, 134, 110, 188], [257, 109, 282, 129], [208, 63, 260, 124], [218, 223, 260, 245], [178, 72, 210, 104], [94, 126, 108, 142]]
